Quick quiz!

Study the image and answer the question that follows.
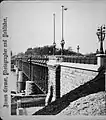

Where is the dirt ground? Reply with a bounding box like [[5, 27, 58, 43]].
[[58, 91, 106, 115]]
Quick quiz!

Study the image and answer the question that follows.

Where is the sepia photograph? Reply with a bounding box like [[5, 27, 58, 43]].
[[0, 0, 106, 119]]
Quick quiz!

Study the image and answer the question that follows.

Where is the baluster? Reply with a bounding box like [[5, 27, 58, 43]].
[[89, 57, 90, 64]]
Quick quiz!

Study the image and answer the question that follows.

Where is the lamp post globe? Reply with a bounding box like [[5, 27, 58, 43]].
[[96, 25, 106, 54]]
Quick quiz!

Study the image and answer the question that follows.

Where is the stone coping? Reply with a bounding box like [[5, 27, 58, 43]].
[[96, 54, 106, 57], [47, 60, 99, 72]]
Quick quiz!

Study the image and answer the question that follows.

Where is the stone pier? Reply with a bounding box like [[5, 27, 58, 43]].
[[17, 70, 25, 93], [25, 81, 35, 95]]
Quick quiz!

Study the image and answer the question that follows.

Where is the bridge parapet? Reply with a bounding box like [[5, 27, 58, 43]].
[[54, 55, 97, 65], [46, 58, 103, 105], [13, 55, 99, 70]]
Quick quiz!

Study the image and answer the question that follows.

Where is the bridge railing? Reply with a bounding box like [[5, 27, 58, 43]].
[[12, 55, 97, 66], [31, 55, 49, 63], [14, 56, 49, 93], [55, 55, 97, 65]]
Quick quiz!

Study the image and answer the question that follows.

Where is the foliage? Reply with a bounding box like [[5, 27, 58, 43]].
[[24, 45, 83, 56], [84, 52, 97, 57]]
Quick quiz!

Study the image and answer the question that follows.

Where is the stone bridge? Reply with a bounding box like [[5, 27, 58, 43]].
[[13, 56, 48, 95], [11, 54, 106, 107]]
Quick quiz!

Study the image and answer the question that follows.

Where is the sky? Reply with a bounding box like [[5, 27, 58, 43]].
[[1, 0, 106, 55]]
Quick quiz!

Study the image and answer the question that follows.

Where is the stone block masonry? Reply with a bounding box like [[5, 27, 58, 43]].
[[60, 65, 98, 96], [48, 66, 56, 101], [47, 65, 58, 103], [47, 60, 99, 101]]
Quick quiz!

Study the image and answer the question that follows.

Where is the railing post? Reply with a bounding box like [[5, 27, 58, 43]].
[[79, 57, 81, 63], [88, 57, 90, 64]]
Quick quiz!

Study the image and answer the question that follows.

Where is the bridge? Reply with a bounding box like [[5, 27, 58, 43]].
[[11, 53, 106, 115], [11, 54, 106, 95], [12, 55, 49, 94], [11, 55, 98, 94]]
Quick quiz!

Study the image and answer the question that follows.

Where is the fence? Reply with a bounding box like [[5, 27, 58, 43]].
[[12, 55, 98, 69], [55, 55, 97, 65]]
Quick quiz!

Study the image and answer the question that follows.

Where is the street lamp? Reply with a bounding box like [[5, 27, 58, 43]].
[[29, 56, 32, 81], [28, 53, 32, 81], [77, 45, 80, 54], [60, 5, 67, 55], [53, 13, 56, 55], [53, 42, 56, 55], [21, 57, 23, 71], [96, 25, 106, 54]]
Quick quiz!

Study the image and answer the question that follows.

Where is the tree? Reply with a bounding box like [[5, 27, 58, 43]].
[[67, 46, 73, 52]]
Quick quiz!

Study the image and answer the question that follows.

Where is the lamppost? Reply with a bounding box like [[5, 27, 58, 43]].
[[28, 53, 32, 81], [53, 13, 56, 55], [60, 5, 67, 55], [96, 25, 106, 54], [21, 57, 23, 71], [29, 56, 32, 81], [77, 45, 80, 54]]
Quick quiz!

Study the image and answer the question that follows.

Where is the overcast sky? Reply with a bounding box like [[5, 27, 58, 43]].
[[1, 0, 106, 55]]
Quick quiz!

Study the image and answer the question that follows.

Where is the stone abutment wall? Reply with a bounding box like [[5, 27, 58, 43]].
[[47, 61, 99, 102], [60, 63, 98, 97]]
